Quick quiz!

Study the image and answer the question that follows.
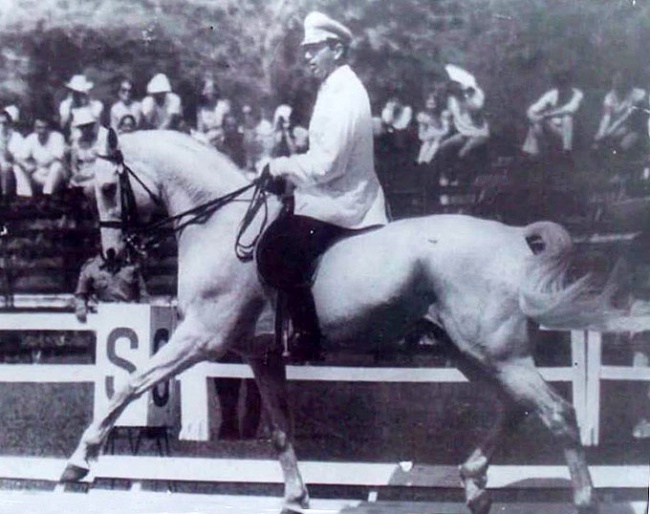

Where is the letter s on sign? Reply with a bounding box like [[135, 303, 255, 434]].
[[105, 327, 138, 399]]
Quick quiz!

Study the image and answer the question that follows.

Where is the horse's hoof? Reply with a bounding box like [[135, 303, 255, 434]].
[[60, 463, 89, 483], [467, 488, 493, 514]]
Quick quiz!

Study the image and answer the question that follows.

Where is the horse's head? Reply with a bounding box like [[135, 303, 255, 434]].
[[93, 129, 160, 259]]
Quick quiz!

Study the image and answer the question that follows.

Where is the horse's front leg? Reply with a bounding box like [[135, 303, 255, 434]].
[[60, 319, 208, 482], [248, 340, 309, 512]]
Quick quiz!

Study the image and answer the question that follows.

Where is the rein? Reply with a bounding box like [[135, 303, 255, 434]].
[[98, 151, 270, 262]]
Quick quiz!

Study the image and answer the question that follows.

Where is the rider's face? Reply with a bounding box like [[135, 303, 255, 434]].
[[303, 41, 340, 82]]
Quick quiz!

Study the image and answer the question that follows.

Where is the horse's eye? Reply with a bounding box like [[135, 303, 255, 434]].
[[101, 182, 118, 198]]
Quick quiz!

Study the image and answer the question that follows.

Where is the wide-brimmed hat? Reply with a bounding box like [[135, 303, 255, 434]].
[[66, 74, 94, 93], [72, 107, 97, 127], [301, 11, 352, 46], [147, 73, 172, 94], [2, 105, 19, 122]]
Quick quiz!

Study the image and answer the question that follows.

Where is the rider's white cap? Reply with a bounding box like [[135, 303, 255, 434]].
[[301, 12, 352, 46], [147, 73, 172, 94]]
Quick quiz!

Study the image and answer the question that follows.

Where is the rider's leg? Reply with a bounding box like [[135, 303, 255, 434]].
[[257, 214, 349, 361]]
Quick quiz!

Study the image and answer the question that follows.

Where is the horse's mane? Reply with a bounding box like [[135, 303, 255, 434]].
[[118, 130, 249, 202]]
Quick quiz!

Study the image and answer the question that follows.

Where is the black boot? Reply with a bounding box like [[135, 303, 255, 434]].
[[286, 286, 324, 363]]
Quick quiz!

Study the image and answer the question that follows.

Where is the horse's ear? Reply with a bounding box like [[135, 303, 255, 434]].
[[107, 128, 119, 154]]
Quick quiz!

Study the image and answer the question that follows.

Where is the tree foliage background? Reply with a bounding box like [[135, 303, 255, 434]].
[[0, 0, 648, 153]]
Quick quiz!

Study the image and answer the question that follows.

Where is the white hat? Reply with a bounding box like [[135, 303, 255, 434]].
[[301, 11, 352, 46], [72, 107, 97, 127], [147, 73, 172, 94], [66, 74, 94, 93], [2, 105, 19, 122]]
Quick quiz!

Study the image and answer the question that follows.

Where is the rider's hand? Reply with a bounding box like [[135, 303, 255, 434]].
[[260, 164, 287, 196]]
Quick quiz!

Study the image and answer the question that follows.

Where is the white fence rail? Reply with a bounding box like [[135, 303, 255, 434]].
[[1, 308, 650, 445]]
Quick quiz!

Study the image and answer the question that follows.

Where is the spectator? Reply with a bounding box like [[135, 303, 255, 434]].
[[141, 73, 182, 130], [109, 79, 142, 132], [69, 107, 109, 191], [0, 105, 25, 199], [117, 114, 138, 135], [74, 248, 149, 323], [59, 74, 104, 137], [241, 104, 258, 172], [217, 113, 246, 168], [630, 330, 650, 439], [436, 81, 490, 184], [415, 88, 451, 165], [522, 70, 583, 157], [253, 104, 275, 171], [16, 114, 66, 197], [593, 69, 647, 156], [272, 104, 309, 158], [196, 78, 231, 148], [381, 93, 413, 134]]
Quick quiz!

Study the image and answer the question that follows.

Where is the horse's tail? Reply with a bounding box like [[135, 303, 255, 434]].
[[518, 221, 623, 330]]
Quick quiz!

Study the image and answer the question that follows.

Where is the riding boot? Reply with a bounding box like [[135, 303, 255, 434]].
[[286, 286, 324, 363]]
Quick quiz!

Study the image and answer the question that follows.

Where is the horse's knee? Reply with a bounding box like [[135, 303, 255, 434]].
[[544, 400, 581, 445], [271, 428, 290, 452]]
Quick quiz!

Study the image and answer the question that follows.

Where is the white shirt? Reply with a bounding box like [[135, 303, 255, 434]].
[[270, 65, 387, 229], [527, 87, 584, 123], [21, 131, 66, 167], [110, 100, 143, 131], [141, 93, 182, 129], [59, 97, 104, 129]]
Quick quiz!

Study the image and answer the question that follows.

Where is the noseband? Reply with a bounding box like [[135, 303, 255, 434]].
[[96, 151, 270, 262]]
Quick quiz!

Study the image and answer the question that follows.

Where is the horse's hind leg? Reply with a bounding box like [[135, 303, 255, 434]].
[[452, 353, 527, 514], [495, 358, 597, 514], [248, 341, 309, 512], [61, 319, 207, 481]]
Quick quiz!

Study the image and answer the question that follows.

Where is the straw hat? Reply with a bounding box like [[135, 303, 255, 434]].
[[66, 74, 94, 93]]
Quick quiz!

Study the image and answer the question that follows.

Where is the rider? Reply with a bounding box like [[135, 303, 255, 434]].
[[256, 11, 388, 362]]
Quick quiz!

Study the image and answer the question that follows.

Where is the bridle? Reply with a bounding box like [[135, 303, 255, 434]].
[[96, 149, 271, 262]]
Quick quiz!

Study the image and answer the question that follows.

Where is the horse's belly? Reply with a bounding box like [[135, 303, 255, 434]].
[[313, 243, 433, 350]]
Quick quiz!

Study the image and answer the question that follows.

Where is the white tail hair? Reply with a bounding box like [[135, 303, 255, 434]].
[[519, 221, 625, 330]]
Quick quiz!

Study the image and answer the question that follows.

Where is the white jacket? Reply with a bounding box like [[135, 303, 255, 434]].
[[270, 65, 388, 229]]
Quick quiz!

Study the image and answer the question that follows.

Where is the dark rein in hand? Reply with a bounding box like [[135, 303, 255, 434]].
[[97, 150, 271, 262]]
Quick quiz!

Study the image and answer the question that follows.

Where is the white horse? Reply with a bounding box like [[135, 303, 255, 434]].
[[61, 130, 629, 514]]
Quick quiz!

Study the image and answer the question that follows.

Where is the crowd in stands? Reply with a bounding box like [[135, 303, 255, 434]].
[[0, 65, 648, 214]]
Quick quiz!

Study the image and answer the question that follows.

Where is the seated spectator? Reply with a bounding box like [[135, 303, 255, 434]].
[[593, 69, 647, 156], [141, 73, 182, 130], [69, 107, 109, 191], [59, 74, 104, 137], [381, 93, 413, 134], [0, 105, 25, 199], [196, 78, 231, 148], [117, 114, 138, 134], [380, 92, 414, 152], [522, 70, 583, 157], [272, 104, 309, 158], [416, 89, 451, 165], [16, 114, 66, 197], [241, 104, 258, 172], [217, 113, 247, 168], [253, 105, 275, 171], [109, 79, 142, 132], [74, 248, 149, 323], [437, 81, 490, 184]]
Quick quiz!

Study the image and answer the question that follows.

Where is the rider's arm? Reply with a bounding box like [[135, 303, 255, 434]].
[[269, 98, 356, 187]]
